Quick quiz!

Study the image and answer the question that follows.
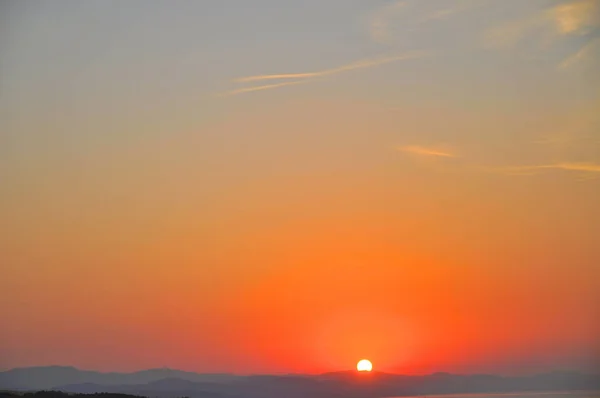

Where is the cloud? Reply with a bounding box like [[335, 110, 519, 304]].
[[234, 51, 428, 83], [484, 0, 600, 49], [397, 145, 457, 158], [219, 80, 310, 97], [369, 1, 407, 44], [368, 0, 480, 43], [483, 14, 548, 49], [235, 73, 318, 83], [499, 162, 600, 176], [551, 0, 599, 35], [534, 98, 600, 156], [223, 51, 429, 96], [559, 36, 600, 69], [555, 162, 600, 172]]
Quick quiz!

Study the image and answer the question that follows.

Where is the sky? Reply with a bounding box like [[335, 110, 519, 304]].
[[1, 0, 599, 375]]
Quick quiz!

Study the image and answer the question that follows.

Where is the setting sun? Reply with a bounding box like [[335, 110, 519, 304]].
[[357, 359, 373, 372]]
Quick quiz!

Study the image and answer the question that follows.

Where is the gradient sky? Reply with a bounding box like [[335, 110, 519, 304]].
[[1, 0, 599, 375]]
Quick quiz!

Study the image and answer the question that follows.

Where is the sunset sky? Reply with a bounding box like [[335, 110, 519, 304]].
[[1, 0, 599, 375]]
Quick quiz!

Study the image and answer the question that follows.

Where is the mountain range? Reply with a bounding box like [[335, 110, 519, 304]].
[[1, 366, 599, 398]]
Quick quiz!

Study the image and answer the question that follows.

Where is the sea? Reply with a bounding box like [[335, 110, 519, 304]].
[[389, 392, 600, 398]]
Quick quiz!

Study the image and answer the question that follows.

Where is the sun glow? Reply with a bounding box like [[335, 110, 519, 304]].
[[356, 359, 373, 372]]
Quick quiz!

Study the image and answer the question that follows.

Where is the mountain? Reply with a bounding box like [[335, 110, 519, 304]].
[[0, 391, 227, 398], [0, 367, 241, 391], [1, 366, 599, 398]]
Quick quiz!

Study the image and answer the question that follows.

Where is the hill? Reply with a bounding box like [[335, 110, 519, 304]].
[[1, 367, 599, 398]]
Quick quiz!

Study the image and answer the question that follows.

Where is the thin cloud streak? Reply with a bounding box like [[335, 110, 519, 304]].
[[219, 80, 309, 97], [235, 73, 318, 83], [398, 145, 457, 158], [222, 51, 430, 96], [233, 51, 430, 83], [499, 162, 600, 175], [559, 36, 600, 69]]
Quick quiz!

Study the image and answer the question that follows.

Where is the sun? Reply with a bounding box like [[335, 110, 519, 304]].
[[356, 359, 373, 372]]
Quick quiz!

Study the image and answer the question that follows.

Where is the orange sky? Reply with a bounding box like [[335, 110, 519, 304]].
[[1, 0, 600, 374]]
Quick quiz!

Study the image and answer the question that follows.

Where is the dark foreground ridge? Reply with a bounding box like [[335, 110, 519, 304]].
[[0, 393, 145, 398], [1, 367, 599, 398]]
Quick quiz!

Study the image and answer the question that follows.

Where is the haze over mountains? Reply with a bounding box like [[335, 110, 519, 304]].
[[0, 367, 239, 391], [2, 367, 599, 398]]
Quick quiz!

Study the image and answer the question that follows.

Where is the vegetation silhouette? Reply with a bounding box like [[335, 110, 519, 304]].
[[0, 393, 148, 398]]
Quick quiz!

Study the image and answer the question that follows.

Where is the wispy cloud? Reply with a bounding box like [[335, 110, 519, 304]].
[[483, 13, 548, 49], [551, 0, 599, 35], [484, 0, 600, 49], [368, 0, 479, 42], [369, 1, 407, 44], [499, 162, 600, 176], [219, 80, 310, 97], [235, 73, 318, 83], [554, 162, 600, 172], [534, 98, 600, 156], [222, 51, 429, 96], [234, 51, 428, 83], [397, 145, 457, 158], [559, 36, 600, 69]]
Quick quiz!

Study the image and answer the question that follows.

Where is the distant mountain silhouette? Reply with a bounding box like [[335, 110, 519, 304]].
[[0, 367, 240, 391], [0, 391, 224, 398], [1, 366, 599, 398], [0, 392, 143, 398]]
